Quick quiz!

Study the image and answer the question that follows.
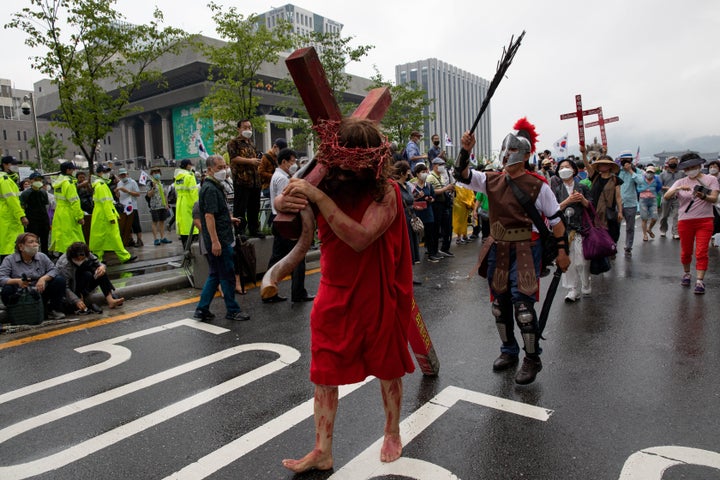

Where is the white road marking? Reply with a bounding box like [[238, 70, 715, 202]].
[[0, 319, 227, 405], [0, 342, 298, 480], [619, 446, 720, 479], [330, 385, 553, 479], [164, 378, 375, 479]]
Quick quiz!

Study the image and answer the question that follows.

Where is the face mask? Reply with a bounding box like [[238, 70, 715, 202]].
[[32, 181, 43, 190], [685, 168, 701, 179], [23, 245, 39, 256], [289, 163, 298, 175], [9, 165, 19, 173], [101, 173, 111, 180], [153, 174, 161, 180], [72, 259, 85, 267], [418, 172, 428, 181], [645, 172, 655, 179], [438, 166, 446, 174], [213, 169, 228, 182], [433, 141, 440, 146], [558, 168, 574, 180], [709, 167, 719, 176], [241, 130, 253, 139], [668, 164, 677, 169]]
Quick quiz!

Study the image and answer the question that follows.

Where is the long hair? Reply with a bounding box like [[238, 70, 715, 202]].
[[328, 117, 391, 201]]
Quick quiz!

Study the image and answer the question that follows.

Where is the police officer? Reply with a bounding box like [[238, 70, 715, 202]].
[[0, 156, 28, 260], [89, 165, 136, 264], [174, 159, 199, 247], [50, 161, 85, 255]]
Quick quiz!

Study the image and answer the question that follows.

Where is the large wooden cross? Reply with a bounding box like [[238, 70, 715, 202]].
[[559, 94, 601, 149], [272, 46, 391, 240], [584, 107, 619, 150], [273, 46, 440, 376]]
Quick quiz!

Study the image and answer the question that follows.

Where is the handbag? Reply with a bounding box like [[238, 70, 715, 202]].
[[409, 211, 424, 236], [581, 203, 617, 260]]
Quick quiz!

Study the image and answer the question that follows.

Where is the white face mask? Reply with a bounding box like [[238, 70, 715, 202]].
[[32, 181, 43, 189], [418, 172, 428, 181], [685, 168, 701, 178], [645, 171, 655, 179], [558, 168, 574, 180], [709, 167, 719, 176], [437, 166, 446, 174], [241, 129, 253, 139], [213, 168, 228, 182], [9, 165, 20, 173], [72, 259, 85, 267], [288, 163, 298, 175], [23, 245, 39, 256]]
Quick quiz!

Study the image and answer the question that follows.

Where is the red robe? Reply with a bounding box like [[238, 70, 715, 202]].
[[309, 181, 416, 385]]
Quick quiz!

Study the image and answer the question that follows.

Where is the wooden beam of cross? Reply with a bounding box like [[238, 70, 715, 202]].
[[271, 46, 440, 376], [585, 107, 619, 150], [559, 94, 601, 149], [272, 46, 391, 240]]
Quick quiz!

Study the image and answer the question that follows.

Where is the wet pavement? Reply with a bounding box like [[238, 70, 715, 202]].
[[0, 230, 719, 479]]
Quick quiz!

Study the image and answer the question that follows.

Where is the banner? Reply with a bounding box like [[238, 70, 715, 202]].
[[172, 103, 214, 160]]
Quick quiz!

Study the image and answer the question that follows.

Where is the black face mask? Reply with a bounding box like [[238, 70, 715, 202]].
[[668, 164, 677, 169], [433, 141, 440, 146]]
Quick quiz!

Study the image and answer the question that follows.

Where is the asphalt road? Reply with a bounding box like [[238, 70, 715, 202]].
[[1, 232, 719, 480]]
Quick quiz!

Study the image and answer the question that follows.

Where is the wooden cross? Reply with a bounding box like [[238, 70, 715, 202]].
[[584, 107, 619, 150], [271, 46, 440, 376], [559, 94, 601, 149], [272, 46, 391, 240]]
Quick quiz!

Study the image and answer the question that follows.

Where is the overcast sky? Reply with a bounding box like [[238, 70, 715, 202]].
[[2, 0, 719, 160]]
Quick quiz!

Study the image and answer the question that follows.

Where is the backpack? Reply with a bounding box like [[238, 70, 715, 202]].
[[401, 148, 408, 161]]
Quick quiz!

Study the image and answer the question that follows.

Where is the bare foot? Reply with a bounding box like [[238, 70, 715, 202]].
[[108, 296, 125, 309], [380, 433, 402, 463], [282, 448, 333, 473]]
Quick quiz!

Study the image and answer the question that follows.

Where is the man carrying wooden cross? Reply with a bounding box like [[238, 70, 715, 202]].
[[276, 117, 415, 472]]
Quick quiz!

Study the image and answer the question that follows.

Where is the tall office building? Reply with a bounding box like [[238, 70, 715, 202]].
[[258, 4, 343, 56], [396, 59, 492, 161]]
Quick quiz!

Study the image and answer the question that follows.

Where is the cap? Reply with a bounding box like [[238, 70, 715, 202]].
[[645, 165, 656, 173], [59, 161, 77, 173], [2, 155, 21, 165], [273, 138, 288, 150], [28, 171, 43, 179], [542, 158, 553, 165], [96, 164, 112, 174], [180, 159, 193, 169], [431, 157, 445, 165], [677, 153, 705, 170], [118, 167, 128, 175], [150, 166, 162, 173]]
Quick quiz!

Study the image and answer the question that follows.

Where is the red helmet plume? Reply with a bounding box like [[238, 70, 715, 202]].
[[513, 117, 538, 153]]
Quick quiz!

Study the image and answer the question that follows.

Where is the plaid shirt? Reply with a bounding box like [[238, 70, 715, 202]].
[[227, 136, 260, 188]]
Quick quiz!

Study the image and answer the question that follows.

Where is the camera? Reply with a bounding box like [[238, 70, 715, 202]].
[[693, 184, 712, 197]]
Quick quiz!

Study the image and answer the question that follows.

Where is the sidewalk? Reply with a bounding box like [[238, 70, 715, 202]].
[[0, 235, 320, 333]]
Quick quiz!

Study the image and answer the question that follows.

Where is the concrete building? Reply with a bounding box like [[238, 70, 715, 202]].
[[0, 79, 79, 166], [30, 33, 372, 170], [258, 4, 343, 57], [396, 59, 492, 161]]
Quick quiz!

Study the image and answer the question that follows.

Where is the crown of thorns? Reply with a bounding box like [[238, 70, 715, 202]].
[[313, 120, 391, 179]]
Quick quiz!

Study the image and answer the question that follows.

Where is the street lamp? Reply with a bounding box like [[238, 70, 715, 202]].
[[21, 93, 43, 173]]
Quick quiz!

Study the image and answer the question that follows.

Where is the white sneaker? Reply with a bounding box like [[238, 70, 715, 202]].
[[564, 289, 579, 303], [47, 310, 66, 320], [581, 286, 592, 296]]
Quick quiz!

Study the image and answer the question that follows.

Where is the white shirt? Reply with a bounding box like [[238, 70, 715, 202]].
[[269, 168, 291, 215], [118, 177, 139, 210]]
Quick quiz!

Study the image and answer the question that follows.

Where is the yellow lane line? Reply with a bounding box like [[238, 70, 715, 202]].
[[0, 266, 321, 350]]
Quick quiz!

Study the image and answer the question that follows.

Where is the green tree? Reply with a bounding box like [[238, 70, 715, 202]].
[[6, 0, 188, 175], [194, 2, 294, 150], [28, 130, 67, 172], [369, 69, 434, 148], [276, 31, 374, 153]]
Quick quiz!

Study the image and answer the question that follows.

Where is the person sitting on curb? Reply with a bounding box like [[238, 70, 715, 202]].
[[0, 232, 67, 320], [56, 242, 125, 314]]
